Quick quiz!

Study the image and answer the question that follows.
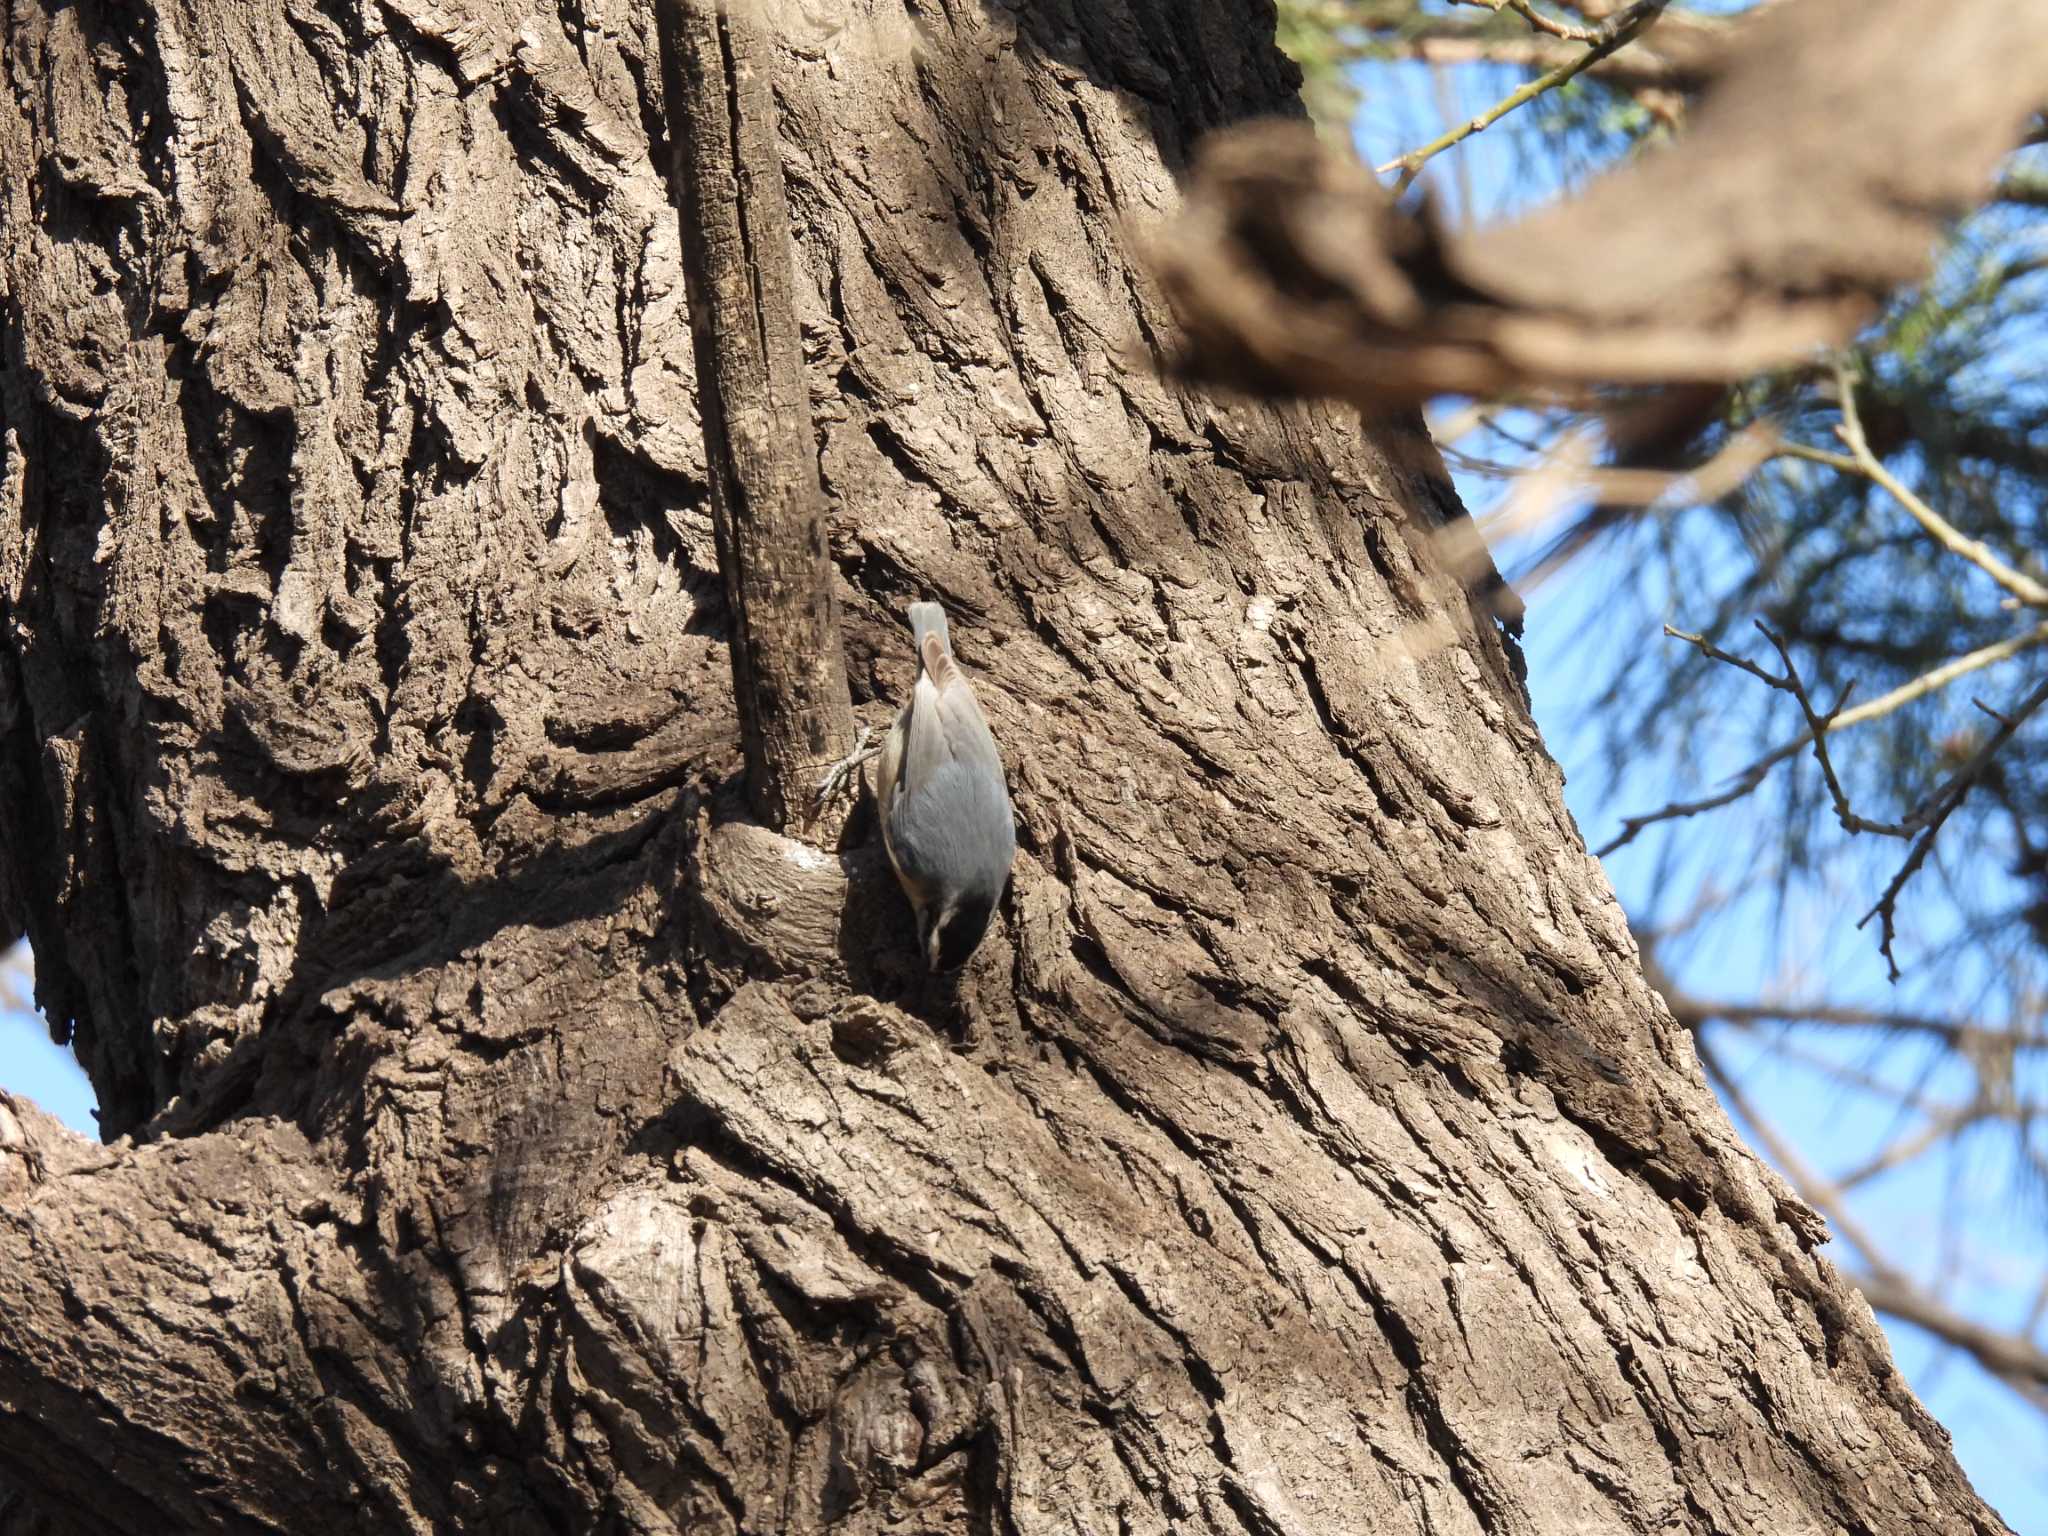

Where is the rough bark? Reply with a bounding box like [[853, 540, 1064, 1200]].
[[0, 1, 2012, 1534]]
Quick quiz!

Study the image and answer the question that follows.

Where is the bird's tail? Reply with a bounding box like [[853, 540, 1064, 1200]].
[[908, 601, 952, 673], [909, 606, 946, 659]]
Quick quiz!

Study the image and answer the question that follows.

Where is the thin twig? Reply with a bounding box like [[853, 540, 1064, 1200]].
[[1753, 622, 1910, 838], [1835, 360, 2048, 609], [1663, 624, 1788, 693], [1377, 0, 1673, 194], [1859, 673, 2048, 980], [1453, 0, 1603, 43], [1644, 617, 2048, 977], [2023, 1272, 2048, 1339], [1598, 622, 2048, 856]]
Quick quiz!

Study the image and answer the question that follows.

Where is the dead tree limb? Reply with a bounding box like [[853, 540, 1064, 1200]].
[[654, 0, 853, 832]]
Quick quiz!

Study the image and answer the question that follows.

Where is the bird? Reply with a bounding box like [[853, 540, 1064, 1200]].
[[872, 601, 1016, 973]]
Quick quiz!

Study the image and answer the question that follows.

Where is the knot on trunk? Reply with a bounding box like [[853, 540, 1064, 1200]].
[[689, 794, 910, 985]]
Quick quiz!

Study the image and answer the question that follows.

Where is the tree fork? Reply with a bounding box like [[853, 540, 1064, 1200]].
[[654, 0, 854, 833]]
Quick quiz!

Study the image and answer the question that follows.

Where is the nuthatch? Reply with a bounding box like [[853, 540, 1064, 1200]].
[[874, 602, 1016, 973]]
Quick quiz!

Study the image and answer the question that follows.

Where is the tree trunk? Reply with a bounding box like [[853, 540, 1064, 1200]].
[[0, 1, 2007, 1533]]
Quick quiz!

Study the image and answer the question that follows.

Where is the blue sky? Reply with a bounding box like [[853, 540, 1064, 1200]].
[[1, 992, 97, 1133]]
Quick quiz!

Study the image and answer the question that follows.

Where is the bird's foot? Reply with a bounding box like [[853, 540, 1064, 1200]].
[[814, 725, 880, 813]]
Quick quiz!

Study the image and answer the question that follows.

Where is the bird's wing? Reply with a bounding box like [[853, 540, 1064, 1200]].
[[934, 671, 1003, 771], [901, 672, 951, 790], [876, 701, 910, 825]]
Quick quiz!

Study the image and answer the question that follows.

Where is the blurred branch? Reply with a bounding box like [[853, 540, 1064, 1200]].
[[1859, 672, 2048, 980], [1161, 0, 2044, 410], [1642, 942, 2043, 1053], [1854, 1275, 2048, 1395], [1833, 1105, 1990, 1192], [1996, 168, 2048, 208], [1697, 1037, 2048, 1398], [1455, 0, 1603, 44], [0, 943, 28, 1015], [1473, 421, 1780, 541], [1393, 38, 1692, 103]]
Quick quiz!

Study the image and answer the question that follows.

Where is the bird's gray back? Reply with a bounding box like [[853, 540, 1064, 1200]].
[[884, 755, 1015, 900]]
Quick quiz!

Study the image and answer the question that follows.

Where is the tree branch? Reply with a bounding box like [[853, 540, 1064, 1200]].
[[1457, 0, 1603, 45], [1363, 34, 1695, 97], [1751, 622, 1910, 839], [1853, 1274, 2048, 1393], [1834, 360, 2048, 610], [0, 1102, 351, 1531], [1159, 0, 2044, 410], [1598, 619, 2048, 856], [654, 0, 855, 832], [1858, 671, 2048, 979]]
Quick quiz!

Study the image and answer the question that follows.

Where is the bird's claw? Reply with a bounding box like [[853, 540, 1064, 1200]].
[[814, 725, 879, 812]]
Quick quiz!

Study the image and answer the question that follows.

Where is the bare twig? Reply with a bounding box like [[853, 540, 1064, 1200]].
[[2024, 1272, 2048, 1339], [1752, 622, 1911, 838], [1662, 624, 1788, 693], [1456, 0, 1605, 43], [1859, 673, 2048, 979], [1377, 0, 1673, 193], [1771, 439, 1861, 475], [1658, 620, 1912, 839], [1630, 619, 2047, 977], [1835, 361, 2048, 610], [1598, 621, 2048, 856]]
